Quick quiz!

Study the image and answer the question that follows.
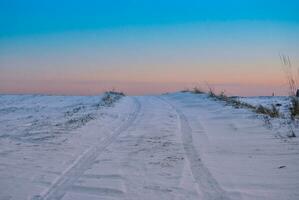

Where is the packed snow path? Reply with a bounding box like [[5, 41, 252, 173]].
[[0, 93, 299, 200]]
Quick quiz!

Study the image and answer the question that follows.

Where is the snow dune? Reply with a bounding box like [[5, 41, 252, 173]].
[[0, 93, 298, 200]]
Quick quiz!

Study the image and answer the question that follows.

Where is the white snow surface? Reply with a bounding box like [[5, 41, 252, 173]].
[[0, 93, 298, 200]]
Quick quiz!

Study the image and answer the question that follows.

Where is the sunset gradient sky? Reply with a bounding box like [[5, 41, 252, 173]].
[[1, 0, 299, 96]]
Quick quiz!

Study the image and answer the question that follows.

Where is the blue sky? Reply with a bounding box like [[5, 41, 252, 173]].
[[0, 0, 299, 95], [1, 0, 299, 37]]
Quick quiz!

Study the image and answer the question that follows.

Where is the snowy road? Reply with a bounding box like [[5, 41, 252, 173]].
[[1, 94, 299, 200]]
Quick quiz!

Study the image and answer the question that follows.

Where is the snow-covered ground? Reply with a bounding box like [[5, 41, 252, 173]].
[[0, 95, 104, 144], [0, 93, 298, 200], [237, 96, 291, 116]]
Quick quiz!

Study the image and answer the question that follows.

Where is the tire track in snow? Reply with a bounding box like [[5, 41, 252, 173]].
[[159, 97, 231, 200], [31, 97, 141, 200]]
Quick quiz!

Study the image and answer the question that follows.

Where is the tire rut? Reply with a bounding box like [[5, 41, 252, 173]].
[[31, 97, 141, 200], [159, 97, 231, 200]]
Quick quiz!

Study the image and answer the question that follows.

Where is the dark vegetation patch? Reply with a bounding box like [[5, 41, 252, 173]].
[[65, 113, 96, 129], [185, 87, 281, 119], [290, 96, 299, 119], [94, 91, 125, 108]]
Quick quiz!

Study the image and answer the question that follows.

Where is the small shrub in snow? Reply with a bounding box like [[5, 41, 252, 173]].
[[290, 97, 299, 119], [101, 90, 125, 107], [208, 89, 217, 98], [192, 87, 204, 94], [280, 54, 299, 120], [255, 105, 280, 118], [181, 88, 190, 93]]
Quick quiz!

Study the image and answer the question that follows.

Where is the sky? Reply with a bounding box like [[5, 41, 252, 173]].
[[0, 0, 299, 96]]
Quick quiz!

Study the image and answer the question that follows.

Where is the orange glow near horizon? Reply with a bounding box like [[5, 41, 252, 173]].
[[0, 78, 291, 97], [0, 22, 298, 96]]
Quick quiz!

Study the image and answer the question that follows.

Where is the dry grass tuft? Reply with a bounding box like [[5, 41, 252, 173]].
[[208, 90, 280, 118], [290, 96, 299, 119], [192, 87, 205, 94], [255, 104, 280, 118]]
